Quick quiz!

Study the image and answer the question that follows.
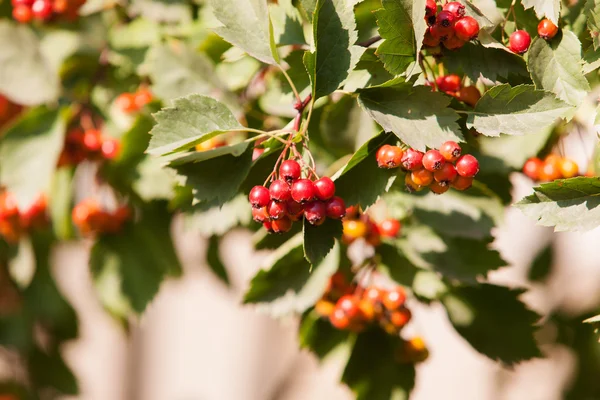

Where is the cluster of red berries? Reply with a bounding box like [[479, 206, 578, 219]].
[[0, 95, 23, 130], [72, 199, 130, 236], [12, 0, 85, 23], [249, 160, 345, 233], [423, 1, 480, 50], [523, 154, 579, 182], [434, 74, 481, 107], [0, 192, 47, 243], [377, 141, 479, 194], [508, 19, 559, 54], [316, 272, 412, 336], [58, 128, 120, 167], [342, 206, 401, 247], [115, 89, 153, 114]]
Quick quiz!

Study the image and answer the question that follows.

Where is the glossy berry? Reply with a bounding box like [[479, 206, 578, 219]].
[[443, 35, 466, 50], [101, 138, 120, 159], [509, 30, 531, 54], [559, 158, 579, 178], [411, 168, 434, 186], [249, 186, 270, 208], [12, 0, 34, 6], [252, 207, 269, 223], [291, 179, 315, 203], [326, 196, 346, 219], [116, 93, 137, 113], [451, 176, 473, 191], [313, 177, 335, 200], [13, 5, 33, 22], [425, 0, 437, 17], [343, 219, 367, 239], [443, 1, 465, 18], [268, 200, 287, 220], [423, 29, 441, 47], [31, 0, 52, 19], [430, 24, 455, 42], [405, 173, 423, 192], [454, 16, 480, 41], [337, 295, 361, 319], [436, 74, 461, 93], [382, 287, 406, 311], [263, 220, 273, 232], [376, 145, 403, 169], [271, 217, 292, 233], [430, 180, 450, 194], [329, 307, 350, 330], [390, 307, 412, 328], [456, 86, 481, 106], [455, 154, 479, 177], [435, 10, 456, 32], [434, 162, 458, 184], [439, 141, 461, 162], [286, 200, 304, 221], [279, 159, 301, 182], [304, 201, 327, 225], [401, 149, 424, 171], [269, 179, 291, 202], [422, 150, 446, 171], [538, 19, 558, 40], [83, 130, 102, 152], [379, 219, 401, 237], [540, 161, 561, 181], [523, 157, 543, 180]]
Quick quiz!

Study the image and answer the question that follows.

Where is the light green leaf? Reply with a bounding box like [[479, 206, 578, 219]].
[[465, 84, 572, 137], [477, 126, 553, 169], [515, 177, 600, 232], [583, 45, 600, 74], [147, 94, 243, 156], [358, 84, 464, 151], [528, 31, 590, 106], [464, 0, 496, 28], [109, 18, 161, 49], [584, 0, 600, 49], [130, 0, 192, 23], [303, 218, 342, 265], [183, 194, 252, 236], [522, 0, 561, 24], [50, 167, 75, 240], [208, 0, 279, 64], [270, 0, 306, 46]]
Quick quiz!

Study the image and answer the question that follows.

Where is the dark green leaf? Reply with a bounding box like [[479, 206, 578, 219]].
[[206, 235, 230, 285], [377, 242, 421, 287], [299, 310, 350, 359], [28, 347, 78, 395], [270, 0, 306, 46], [529, 243, 553, 282], [303, 218, 342, 264]]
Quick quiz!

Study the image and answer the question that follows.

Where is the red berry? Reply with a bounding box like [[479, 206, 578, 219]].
[[436, 74, 461, 93], [443, 1, 465, 18], [435, 10, 456, 32], [382, 287, 406, 311], [133, 89, 152, 108], [304, 201, 327, 226], [423, 29, 441, 47], [269, 179, 291, 202], [101, 138, 120, 159], [509, 30, 531, 54], [443, 35, 467, 50], [12, 5, 33, 22], [326, 196, 346, 219], [116, 93, 137, 113], [538, 19, 558, 40], [454, 16, 480, 41], [363, 286, 384, 304], [401, 149, 424, 171], [252, 207, 269, 223], [31, 0, 52, 20], [433, 162, 458, 184], [379, 219, 401, 237], [411, 168, 434, 186], [249, 186, 270, 208], [268, 200, 287, 220], [12, 0, 34, 6], [263, 220, 273, 232], [425, 0, 437, 17], [439, 141, 461, 162], [451, 176, 473, 190], [390, 307, 412, 328], [83, 129, 102, 152], [455, 154, 479, 177], [291, 179, 316, 203], [286, 200, 304, 221], [313, 177, 335, 200], [405, 173, 423, 192], [430, 180, 450, 194], [376, 145, 403, 169], [422, 150, 446, 171], [279, 159, 301, 182], [271, 217, 292, 233], [456, 86, 481, 107], [336, 295, 361, 319], [329, 307, 350, 330], [430, 24, 455, 41]]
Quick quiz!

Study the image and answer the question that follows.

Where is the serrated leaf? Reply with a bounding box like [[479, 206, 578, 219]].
[[358, 84, 464, 151], [299, 310, 350, 359], [442, 284, 542, 365], [0, 21, 59, 105], [270, 0, 306, 46], [147, 94, 243, 156], [244, 236, 340, 317], [528, 31, 590, 106], [206, 235, 230, 285], [167, 142, 249, 166], [464, 0, 495, 28], [303, 218, 342, 264], [522, 0, 561, 24], [332, 132, 398, 209], [342, 48, 396, 92], [464, 84, 572, 137], [184, 194, 252, 236], [515, 177, 600, 232], [304, 0, 365, 99], [208, 0, 279, 64], [0, 107, 66, 208], [584, 0, 600, 49]]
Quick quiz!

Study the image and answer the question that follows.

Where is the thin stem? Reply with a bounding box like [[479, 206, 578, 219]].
[[421, 54, 437, 81], [279, 65, 301, 103], [300, 98, 315, 138], [357, 35, 382, 48]]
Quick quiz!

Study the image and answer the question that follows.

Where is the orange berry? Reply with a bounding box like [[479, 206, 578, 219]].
[[559, 158, 579, 178]]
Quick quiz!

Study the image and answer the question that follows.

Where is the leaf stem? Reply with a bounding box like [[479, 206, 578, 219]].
[[357, 35, 382, 48], [278, 65, 301, 103]]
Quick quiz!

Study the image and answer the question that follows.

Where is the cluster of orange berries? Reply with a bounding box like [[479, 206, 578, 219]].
[[0, 95, 23, 130], [115, 89, 153, 114], [72, 199, 130, 236], [433, 74, 481, 107], [523, 154, 579, 182], [316, 272, 413, 336], [377, 141, 479, 194], [12, 0, 85, 23], [423, 0, 480, 50], [342, 206, 401, 247], [0, 192, 47, 243], [58, 127, 119, 167]]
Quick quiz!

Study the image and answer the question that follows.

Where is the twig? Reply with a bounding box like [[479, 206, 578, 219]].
[[357, 35, 382, 48], [278, 65, 301, 103]]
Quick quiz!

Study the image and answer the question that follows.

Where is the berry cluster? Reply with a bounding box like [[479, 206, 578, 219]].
[[249, 160, 345, 233], [58, 127, 120, 167], [507, 19, 559, 54], [342, 206, 401, 247], [115, 89, 153, 114], [523, 154, 579, 182], [423, 1, 480, 50], [0, 95, 23, 129], [0, 192, 47, 243], [12, 0, 85, 23], [72, 199, 130, 236], [316, 272, 413, 336], [435, 74, 481, 107], [396, 337, 430, 364], [377, 141, 479, 194]]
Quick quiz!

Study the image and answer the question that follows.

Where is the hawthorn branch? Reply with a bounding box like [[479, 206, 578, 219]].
[[357, 35, 382, 47]]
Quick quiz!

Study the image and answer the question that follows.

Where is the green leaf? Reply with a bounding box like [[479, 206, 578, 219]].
[[378, 242, 421, 287], [585, 0, 600, 50], [129, 0, 192, 23], [184, 194, 251, 236], [528, 31, 590, 106], [206, 235, 230, 285], [442, 284, 542, 365], [522, 0, 561, 24], [90, 203, 182, 314], [50, 167, 75, 240], [208, 0, 279, 65], [28, 347, 78, 395], [529, 244, 553, 282], [109, 18, 161, 49], [147, 94, 243, 156], [465, 84, 572, 137], [0, 21, 59, 105], [303, 218, 342, 265], [303, 0, 365, 99], [270, 0, 306, 46], [342, 48, 396, 92], [515, 176, 600, 232], [464, 0, 496, 28], [358, 84, 464, 151], [0, 107, 67, 208], [332, 132, 398, 209], [299, 310, 350, 359], [583, 45, 600, 74], [243, 235, 340, 317], [342, 329, 415, 400]]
